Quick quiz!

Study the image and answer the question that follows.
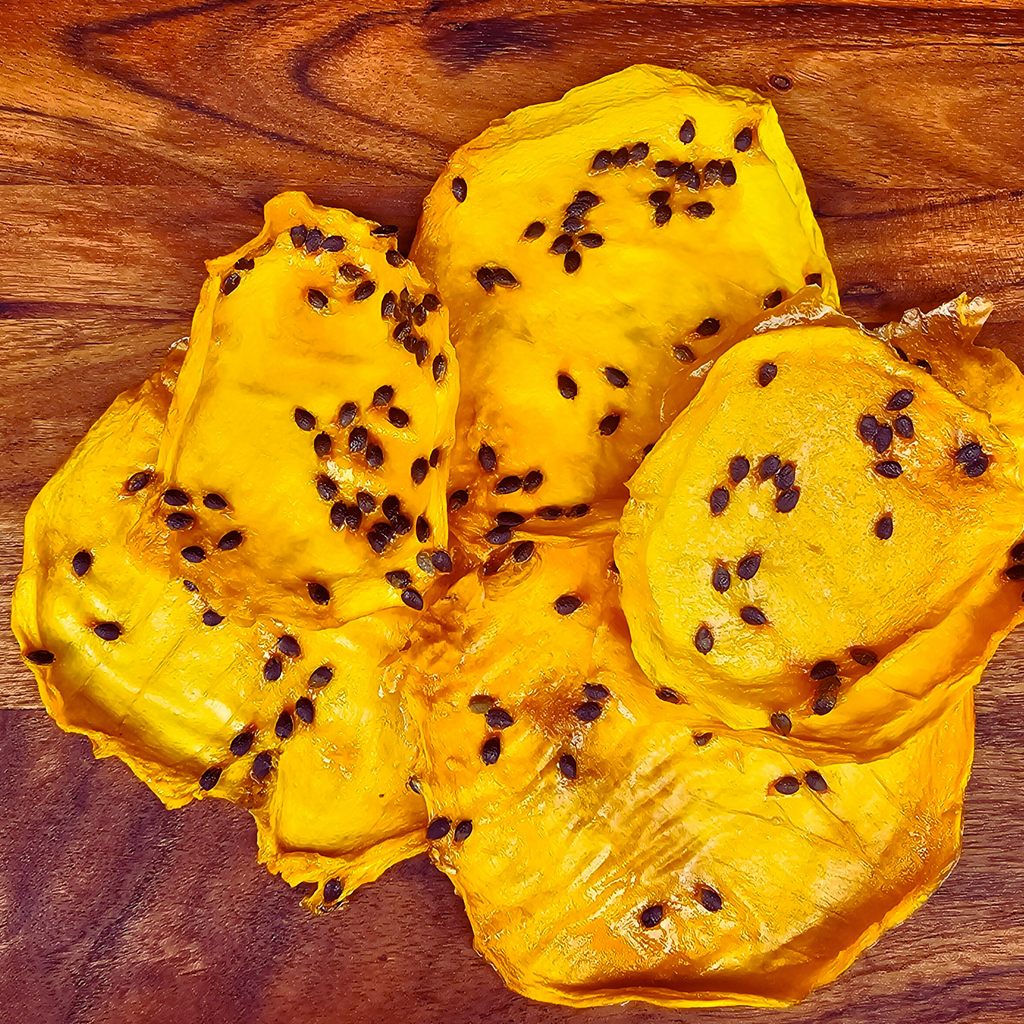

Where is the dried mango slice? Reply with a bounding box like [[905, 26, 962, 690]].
[[404, 537, 972, 1008], [128, 192, 459, 628], [11, 355, 427, 896], [618, 295, 1024, 759], [411, 64, 836, 553]]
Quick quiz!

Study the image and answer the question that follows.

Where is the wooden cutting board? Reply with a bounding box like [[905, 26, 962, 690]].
[[2, 2, 1023, 1021]]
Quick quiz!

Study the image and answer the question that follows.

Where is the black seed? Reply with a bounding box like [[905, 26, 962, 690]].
[[431, 550, 454, 573], [345, 505, 363, 531], [492, 268, 518, 288], [182, 580, 197, 592], [612, 146, 629, 168], [495, 475, 521, 494], [605, 366, 629, 388], [574, 701, 601, 722], [876, 419, 892, 452], [431, 353, 448, 384], [703, 160, 723, 185], [305, 227, 324, 252], [448, 489, 469, 513], [584, 684, 609, 701], [481, 736, 501, 764], [696, 318, 721, 339], [199, 767, 221, 791], [1005, 565, 1024, 581], [411, 303, 427, 326], [573, 189, 600, 209], [699, 886, 723, 912], [72, 550, 92, 576], [163, 488, 189, 506], [894, 415, 914, 439], [676, 162, 700, 191], [294, 408, 316, 431], [649, 190, 671, 206], [674, 343, 697, 362], [371, 224, 398, 237], [453, 819, 473, 843], [222, 272, 241, 295], [688, 201, 714, 219], [230, 732, 253, 757], [26, 650, 54, 665], [275, 635, 300, 658], [337, 402, 357, 428], [476, 267, 495, 291], [323, 878, 342, 903], [599, 413, 620, 435], [736, 553, 762, 581], [410, 458, 429, 485], [734, 127, 754, 151], [758, 455, 781, 480], [307, 288, 328, 310], [486, 707, 514, 730], [422, 293, 440, 313], [316, 476, 338, 501], [323, 234, 345, 252], [451, 176, 467, 202], [557, 374, 577, 399], [522, 470, 543, 492], [203, 493, 228, 510], [564, 250, 582, 274], [741, 606, 768, 625], [425, 817, 453, 841], [874, 514, 894, 540], [264, 656, 282, 682], [805, 273, 823, 287], [628, 141, 649, 162], [381, 291, 397, 318], [372, 385, 394, 408], [965, 456, 989, 478], [524, 220, 545, 239], [763, 289, 783, 308], [776, 487, 800, 513], [353, 281, 376, 302], [559, 753, 578, 779], [392, 514, 411, 536], [721, 161, 737, 186], [202, 609, 224, 627], [775, 776, 800, 795], [126, 471, 151, 492], [386, 569, 412, 589], [476, 444, 497, 473], [579, 233, 603, 248], [252, 751, 273, 780], [805, 770, 828, 793], [875, 460, 903, 478], [386, 249, 406, 267], [679, 119, 696, 143], [712, 566, 731, 593], [562, 215, 584, 234], [640, 905, 664, 928], [555, 594, 582, 615], [859, 415, 879, 442], [955, 442, 983, 465], [275, 711, 293, 739], [402, 588, 424, 611], [709, 487, 729, 515], [592, 150, 612, 171], [537, 505, 563, 519], [654, 204, 672, 226], [416, 516, 431, 543], [656, 687, 681, 704], [916, 359, 933, 373], [550, 234, 573, 255], [496, 512, 526, 526], [1011, 542, 1024, 562], [413, 337, 429, 365], [365, 443, 384, 468], [655, 160, 676, 177], [695, 625, 714, 654], [774, 463, 796, 491], [886, 389, 914, 411], [566, 503, 589, 518], [311, 432, 333, 459], [771, 712, 792, 735], [485, 526, 512, 546], [813, 686, 839, 715], [810, 660, 838, 681], [309, 665, 334, 686], [290, 225, 308, 247], [758, 362, 778, 387], [181, 545, 206, 563], [308, 582, 330, 605], [851, 647, 878, 666]]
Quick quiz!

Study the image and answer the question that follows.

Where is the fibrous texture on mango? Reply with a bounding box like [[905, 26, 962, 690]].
[[412, 64, 837, 553], [618, 295, 1024, 759], [404, 537, 972, 1008]]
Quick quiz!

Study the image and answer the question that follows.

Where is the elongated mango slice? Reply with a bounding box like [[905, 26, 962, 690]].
[[403, 537, 971, 1008], [412, 64, 836, 553], [618, 295, 1024, 759], [127, 192, 459, 628]]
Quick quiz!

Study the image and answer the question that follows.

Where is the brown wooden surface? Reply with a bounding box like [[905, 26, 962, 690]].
[[3, 2, 1024, 1021]]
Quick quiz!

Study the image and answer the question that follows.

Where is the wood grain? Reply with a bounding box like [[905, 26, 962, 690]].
[[2, 1, 1023, 1020]]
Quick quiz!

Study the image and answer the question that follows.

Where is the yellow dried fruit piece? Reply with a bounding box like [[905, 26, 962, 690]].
[[11, 358, 427, 894], [404, 538, 972, 1008], [618, 295, 1024, 759], [128, 192, 458, 629], [412, 64, 836, 550]]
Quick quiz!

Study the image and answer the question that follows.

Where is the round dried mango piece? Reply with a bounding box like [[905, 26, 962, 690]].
[[618, 295, 1024, 759], [11, 357, 427, 895], [411, 64, 837, 553], [128, 192, 459, 629], [403, 538, 972, 1008]]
